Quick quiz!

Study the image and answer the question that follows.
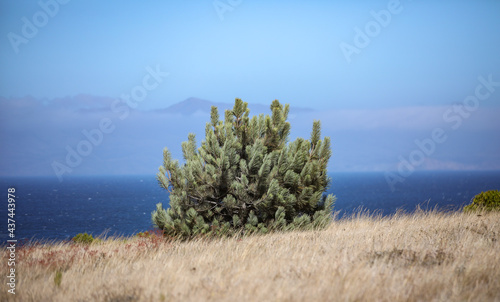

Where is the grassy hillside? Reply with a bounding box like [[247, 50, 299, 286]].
[[2, 210, 499, 301]]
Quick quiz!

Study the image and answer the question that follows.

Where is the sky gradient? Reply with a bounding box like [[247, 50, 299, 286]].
[[1, 1, 500, 182]]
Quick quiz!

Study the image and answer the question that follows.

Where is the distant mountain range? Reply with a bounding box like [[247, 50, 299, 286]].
[[0, 95, 314, 116], [1, 94, 499, 177], [154, 97, 314, 116]]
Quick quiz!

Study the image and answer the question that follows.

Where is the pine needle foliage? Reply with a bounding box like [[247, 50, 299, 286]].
[[152, 99, 335, 238]]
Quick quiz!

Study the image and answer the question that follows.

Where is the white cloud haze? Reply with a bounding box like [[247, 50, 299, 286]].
[[1, 95, 499, 181]]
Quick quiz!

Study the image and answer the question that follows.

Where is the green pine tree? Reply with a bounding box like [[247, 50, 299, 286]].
[[152, 99, 335, 238]]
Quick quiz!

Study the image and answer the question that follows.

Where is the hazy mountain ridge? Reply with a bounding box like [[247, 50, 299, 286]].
[[0, 95, 314, 116], [1, 95, 499, 178], [154, 97, 315, 116]]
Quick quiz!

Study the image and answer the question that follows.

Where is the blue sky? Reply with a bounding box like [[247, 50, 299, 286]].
[[1, 1, 500, 180], [2, 1, 499, 109]]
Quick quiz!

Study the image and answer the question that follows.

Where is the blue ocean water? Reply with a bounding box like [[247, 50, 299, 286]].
[[1, 171, 499, 242]]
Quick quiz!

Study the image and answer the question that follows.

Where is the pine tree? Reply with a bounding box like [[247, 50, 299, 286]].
[[152, 99, 335, 238]]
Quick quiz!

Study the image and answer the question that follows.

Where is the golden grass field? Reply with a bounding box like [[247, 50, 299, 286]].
[[2, 209, 500, 302]]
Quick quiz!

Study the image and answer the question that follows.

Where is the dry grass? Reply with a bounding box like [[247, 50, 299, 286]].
[[2, 210, 500, 302]]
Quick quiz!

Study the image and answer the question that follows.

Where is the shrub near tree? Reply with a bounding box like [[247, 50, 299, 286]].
[[152, 99, 335, 238], [463, 190, 500, 213]]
